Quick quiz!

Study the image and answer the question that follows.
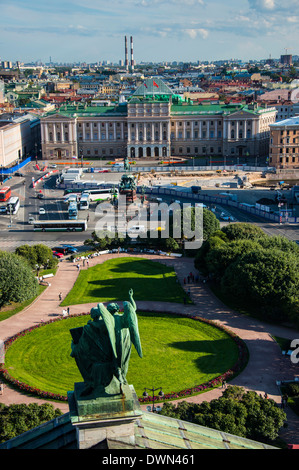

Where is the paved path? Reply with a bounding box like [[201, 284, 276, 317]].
[[0, 253, 298, 445]]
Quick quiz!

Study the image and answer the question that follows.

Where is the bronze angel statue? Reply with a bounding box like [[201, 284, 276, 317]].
[[70, 289, 142, 397]]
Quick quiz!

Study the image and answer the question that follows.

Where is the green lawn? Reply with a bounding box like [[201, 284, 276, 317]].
[[4, 312, 239, 399], [61, 257, 191, 306]]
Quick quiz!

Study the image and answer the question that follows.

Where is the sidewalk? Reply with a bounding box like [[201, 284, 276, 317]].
[[0, 253, 298, 444]]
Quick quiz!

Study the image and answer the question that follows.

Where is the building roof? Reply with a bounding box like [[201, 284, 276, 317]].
[[270, 116, 299, 127], [133, 78, 173, 97], [0, 409, 277, 450]]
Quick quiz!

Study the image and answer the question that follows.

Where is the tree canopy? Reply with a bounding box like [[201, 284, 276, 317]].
[[160, 386, 286, 443], [194, 223, 299, 326], [0, 252, 38, 307]]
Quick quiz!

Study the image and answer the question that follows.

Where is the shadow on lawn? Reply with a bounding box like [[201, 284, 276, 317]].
[[87, 276, 186, 303], [168, 338, 238, 374], [99, 257, 175, 277]]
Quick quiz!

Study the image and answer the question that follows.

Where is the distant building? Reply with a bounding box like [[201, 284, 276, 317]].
[[0, 113, 40, 168], [269, 116, 299, 168], [40, 78, 277, 161], [280, 54, 292, 66]]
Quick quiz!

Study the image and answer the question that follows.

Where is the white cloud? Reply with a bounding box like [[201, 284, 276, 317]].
[[185, 28, 209, 39]]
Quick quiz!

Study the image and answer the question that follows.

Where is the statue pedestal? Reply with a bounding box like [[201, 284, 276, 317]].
[[68, 382, 142, 449]]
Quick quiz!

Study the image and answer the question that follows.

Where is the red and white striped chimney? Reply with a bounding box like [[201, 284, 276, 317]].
[[125, 36, 129, 71], [130, 36, 134, 72]]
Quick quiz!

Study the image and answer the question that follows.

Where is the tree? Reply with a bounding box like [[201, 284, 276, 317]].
[[221, 248, 299, 321], [160, 386, 286, 443], [0, 403, 62, 443], [165, 237, 179, 252], [0, 252, 38, 307], [221, 222, 266, 241], [15, 244, 57, 270]]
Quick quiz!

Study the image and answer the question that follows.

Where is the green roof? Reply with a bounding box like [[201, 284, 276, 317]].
[[0, 409, 277, 450], [45, 103, 128, 118]]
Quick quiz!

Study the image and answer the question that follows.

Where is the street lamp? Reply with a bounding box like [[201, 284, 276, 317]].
[[80, 148, 83, 168], [143, 386, 164, 412]]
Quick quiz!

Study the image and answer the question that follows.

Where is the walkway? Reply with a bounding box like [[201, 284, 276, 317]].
[[0, 253, 298, 445]]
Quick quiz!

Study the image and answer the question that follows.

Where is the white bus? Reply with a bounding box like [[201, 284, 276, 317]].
[[6, 196, 20, 215], [33, 219, 87, 232], [79, 193, 90, 210], [68, 201, 78, 220], [82, 188, 118, 202]]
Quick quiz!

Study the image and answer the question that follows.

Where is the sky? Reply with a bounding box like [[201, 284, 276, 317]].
[[0, 0, 299, 64]]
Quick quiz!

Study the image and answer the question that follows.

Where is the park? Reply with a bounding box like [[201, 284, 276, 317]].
[[2, 256, 243, 401]]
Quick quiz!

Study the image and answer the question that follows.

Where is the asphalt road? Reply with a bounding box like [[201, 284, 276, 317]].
[[0, 162, 298, 252]]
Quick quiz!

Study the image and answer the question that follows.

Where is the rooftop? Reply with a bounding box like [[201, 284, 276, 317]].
[[0, 409, 276, 450]]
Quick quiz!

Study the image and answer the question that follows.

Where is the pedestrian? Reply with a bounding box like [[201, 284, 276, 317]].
[[67, 307, 70, 316], [187, 275, 190, 283], [264, 392, 268, 399], [83, 259, 85, 267], [86, 259, 89, 267], [59, 292, 62, 301], [77, 263, 80, 271], [187, 287, 191, 297], [183, 277, 186, 285], [222, 379, 226, 389]]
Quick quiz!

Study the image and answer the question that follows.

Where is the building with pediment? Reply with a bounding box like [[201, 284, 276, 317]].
[[40, 78, 277, 161]]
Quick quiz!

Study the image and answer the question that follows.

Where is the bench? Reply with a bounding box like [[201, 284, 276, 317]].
[[42, 273, 54, 279]]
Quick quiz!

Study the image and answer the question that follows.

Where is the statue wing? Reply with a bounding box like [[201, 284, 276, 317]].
[[123, 301, 143, 358], [97, 303, 117, 358]]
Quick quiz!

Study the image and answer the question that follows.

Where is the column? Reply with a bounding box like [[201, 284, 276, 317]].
[[90, 122, 93, 141], [113, 122, 116, 141], [199, 121, 202, 139], [61, 123, 64, 143], [82, 123, 86, 141], [106, 123, 108, 141]]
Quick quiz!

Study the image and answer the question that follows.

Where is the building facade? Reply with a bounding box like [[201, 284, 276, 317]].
[[40, 78, 277, 161], [269, 116, 299, 168]]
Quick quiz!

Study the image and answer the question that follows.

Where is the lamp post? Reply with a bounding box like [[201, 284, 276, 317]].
[[80, 148, 83, 168], [143, 386, 164, 412]]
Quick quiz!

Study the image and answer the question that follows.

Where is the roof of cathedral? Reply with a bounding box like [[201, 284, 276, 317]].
[[0, 409, 276, 450]]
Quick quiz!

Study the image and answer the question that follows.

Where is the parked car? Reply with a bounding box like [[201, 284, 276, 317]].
[[14, 172, 24, 177], [37, 193, 44, 199], [49, 164, 57, 168], [39, 208, 46, 215], [52, 251, 64, 258], [0, 206, 7, 213], [61, 244, 78, 253], [52, 246, 68, 255]]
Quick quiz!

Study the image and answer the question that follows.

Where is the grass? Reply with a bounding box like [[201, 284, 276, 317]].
[[0, 285, 47, 323], [4, 312, 240, 399], [61, 257, 192, 306]]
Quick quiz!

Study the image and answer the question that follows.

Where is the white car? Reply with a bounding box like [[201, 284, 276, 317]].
[[39, 208, 46, 215], [49, 164, 57, 168]]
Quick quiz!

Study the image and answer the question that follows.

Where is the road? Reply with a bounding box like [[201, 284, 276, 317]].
[[0, 161, 298, 252]]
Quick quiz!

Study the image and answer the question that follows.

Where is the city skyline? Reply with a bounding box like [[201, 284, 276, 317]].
[[0, 0, 298, 64]]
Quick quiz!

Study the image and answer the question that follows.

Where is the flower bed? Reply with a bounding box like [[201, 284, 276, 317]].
[[0, 312, 248, 403]]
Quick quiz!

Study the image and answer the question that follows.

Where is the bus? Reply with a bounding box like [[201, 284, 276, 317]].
[[79, 193, 90, 210], [83, 188, 118, 202], [68, 201, 78, 220], [33, 220, 87, 232], [6, 196, 20, 215], [0, 186, 11, 202]]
